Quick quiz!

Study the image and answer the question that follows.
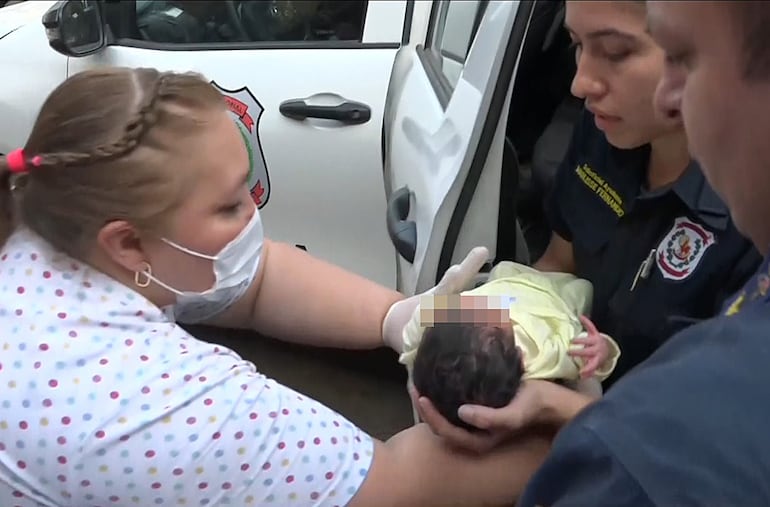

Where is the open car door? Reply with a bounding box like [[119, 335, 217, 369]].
[[384, 0, 534, 295]]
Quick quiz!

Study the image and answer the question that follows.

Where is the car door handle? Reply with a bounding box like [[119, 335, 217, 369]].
[[279, 99, 371, 125], [386, 186, 417, 264]]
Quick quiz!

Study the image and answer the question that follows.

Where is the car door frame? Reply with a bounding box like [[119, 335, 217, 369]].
[[426, 0, 535, 284], [383, 0, 536, 292]]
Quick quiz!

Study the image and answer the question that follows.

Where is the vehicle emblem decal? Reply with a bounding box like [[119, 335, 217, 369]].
[[211, 81, 270, 208], [656, 216, 716, 281]]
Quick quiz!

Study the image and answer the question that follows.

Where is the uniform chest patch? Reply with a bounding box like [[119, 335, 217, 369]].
[[656, 217, 716, 281]]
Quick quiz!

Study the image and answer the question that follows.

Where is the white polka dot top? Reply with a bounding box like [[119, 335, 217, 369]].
[[0, 227, 374, 507]]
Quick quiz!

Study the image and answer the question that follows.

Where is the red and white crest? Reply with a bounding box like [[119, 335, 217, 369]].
[[211, 81, 271, 209], [656, 216, 716, 281]]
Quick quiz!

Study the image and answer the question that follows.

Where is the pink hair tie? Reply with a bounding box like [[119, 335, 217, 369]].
[[5, 150, 41, 174], [6, 149, 28, 174]]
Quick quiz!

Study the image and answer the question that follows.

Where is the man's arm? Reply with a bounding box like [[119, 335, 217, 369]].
[[535, 381, 595, 428], [713, 241, 762, 315], [518, 422, 654, 507], [350, 424, 552, 507]]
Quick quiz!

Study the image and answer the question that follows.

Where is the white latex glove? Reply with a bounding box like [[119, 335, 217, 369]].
[[382, 246, 490, 353]]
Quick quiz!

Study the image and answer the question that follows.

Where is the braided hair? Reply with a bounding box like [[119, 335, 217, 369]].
[[31, 73, 167, 169], [0, 67, 226, 257]]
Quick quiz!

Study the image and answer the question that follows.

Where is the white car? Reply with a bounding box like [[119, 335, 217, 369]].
[[0, 0, 579, 296]]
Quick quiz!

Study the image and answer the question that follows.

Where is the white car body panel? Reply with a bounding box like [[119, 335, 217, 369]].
[[0, 0, 539, 297], [384, 0, 525, 294]]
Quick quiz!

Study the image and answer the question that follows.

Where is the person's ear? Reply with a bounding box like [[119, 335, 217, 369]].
[[95, 220, 149, 273]]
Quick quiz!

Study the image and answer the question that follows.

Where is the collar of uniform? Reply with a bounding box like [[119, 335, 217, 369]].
[[605, 143, 649, 211], [636, 160, 730, 231]]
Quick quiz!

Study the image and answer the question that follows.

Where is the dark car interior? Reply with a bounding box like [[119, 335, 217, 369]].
[[102, 0, 366, 44], [495, 0, 580, 266]]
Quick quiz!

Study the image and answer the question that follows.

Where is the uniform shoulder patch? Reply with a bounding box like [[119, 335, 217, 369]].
[[210, 81, 271, 209], [656, 216, 716, 281]]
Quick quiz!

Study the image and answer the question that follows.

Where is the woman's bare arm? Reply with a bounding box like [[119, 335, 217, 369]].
[[204, 241, 488, 352], [532, 233, 576, 274], [204, 239, 404, 349], [349, 423, 552, 507], [536, 382, 595, 427]]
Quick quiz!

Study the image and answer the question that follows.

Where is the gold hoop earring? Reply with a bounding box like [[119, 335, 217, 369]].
[[134, 262, 152, 288]]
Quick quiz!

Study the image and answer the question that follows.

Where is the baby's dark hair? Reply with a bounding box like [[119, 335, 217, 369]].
[[412, 322, 524, 432]]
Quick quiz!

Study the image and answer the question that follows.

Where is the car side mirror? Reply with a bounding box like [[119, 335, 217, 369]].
[[43, 0, 106, 57]]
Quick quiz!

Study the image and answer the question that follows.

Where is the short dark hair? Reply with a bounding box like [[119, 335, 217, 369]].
[[730, 2, 770, 80], [411, 323, 524, 432]]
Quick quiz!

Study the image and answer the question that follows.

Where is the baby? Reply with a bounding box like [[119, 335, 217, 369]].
[[400, 261, 620, 431]]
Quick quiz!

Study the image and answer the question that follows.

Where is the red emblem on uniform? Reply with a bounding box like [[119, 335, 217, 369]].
[[656, 217, 716, 280]]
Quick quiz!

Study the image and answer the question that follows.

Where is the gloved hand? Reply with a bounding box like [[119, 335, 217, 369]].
[[382, 246, 490, 353]]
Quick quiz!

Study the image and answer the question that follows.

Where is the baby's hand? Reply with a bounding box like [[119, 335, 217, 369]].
[[569, 315, 610, 379]]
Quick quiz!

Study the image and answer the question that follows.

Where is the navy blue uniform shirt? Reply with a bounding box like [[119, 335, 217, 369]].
[[518, 253, 770, 507], [545, 108, 761, 387]]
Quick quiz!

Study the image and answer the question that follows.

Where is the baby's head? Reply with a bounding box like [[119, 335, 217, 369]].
[[411, 322, 524, 432]]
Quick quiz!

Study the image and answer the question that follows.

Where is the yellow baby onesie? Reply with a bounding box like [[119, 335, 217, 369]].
[[399, 261, 621, 382]]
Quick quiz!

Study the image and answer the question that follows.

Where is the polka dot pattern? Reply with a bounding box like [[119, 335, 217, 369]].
[[0, 228, 374, 506]]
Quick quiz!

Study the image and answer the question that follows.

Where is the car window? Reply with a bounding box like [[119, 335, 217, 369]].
[[426, 0, 487, 90], [130, 0, 367, 44]]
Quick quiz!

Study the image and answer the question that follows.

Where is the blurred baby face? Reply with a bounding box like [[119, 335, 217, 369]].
[[419, 294, 513, 328]]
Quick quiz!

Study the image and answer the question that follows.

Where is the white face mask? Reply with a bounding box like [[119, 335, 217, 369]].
[[143, 207, 264, 323]]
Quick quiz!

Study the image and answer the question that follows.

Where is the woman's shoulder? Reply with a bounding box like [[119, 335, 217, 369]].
[[1, 226, 58, 260], [1, 226, 95, 277], [0, 225, 170, 322]]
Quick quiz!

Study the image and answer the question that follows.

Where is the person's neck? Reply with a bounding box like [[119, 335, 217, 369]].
[[86, 249, 175, 309], [647, 129, 691, 191], [750, 228, 770, 258]]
